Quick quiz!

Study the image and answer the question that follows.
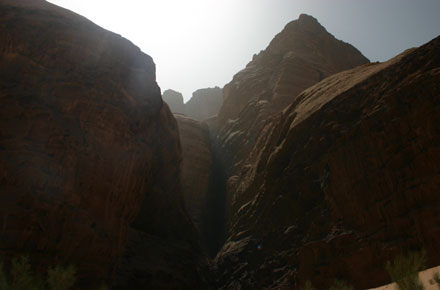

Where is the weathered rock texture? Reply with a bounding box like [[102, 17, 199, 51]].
[[0, 0, 207, 288], [217, 14, 369, 175], [175, 115, 212, 240], [186, 86, 223, 121], [174, 114, 227, 258], [214, 35, 440, 289], [162, 89, 186, 115]]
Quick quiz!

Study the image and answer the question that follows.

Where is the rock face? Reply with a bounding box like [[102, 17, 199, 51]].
[[175, 115, 212, 243], [0, 0, 206, 288], [217, 14, 369, 175], [186, 87, 223, 121], [174, 114, 227, 257], [162, 89, 186, 114], [214, 35, 440, 290]]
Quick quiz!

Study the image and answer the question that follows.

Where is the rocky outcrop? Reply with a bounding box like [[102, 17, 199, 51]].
[[186, 87, 223, 121], [0, 0, 207, 288], [217, 14, 369, 175], [214, 36, 440, 289], [162, 89, 186, 114]]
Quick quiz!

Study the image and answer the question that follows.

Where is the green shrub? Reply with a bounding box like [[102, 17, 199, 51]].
[[10, 256, 44, 290], [300, 280, 316, 290], [328, 279, 354, 290], [0, 255, 107, 290], [385, 250, 426, 290], [47, 264, 76, 290], [0, 261, 10, 290]]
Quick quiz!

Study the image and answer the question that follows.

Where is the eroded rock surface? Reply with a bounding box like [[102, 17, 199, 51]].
[[175, 114, 227, 258], [0, 0, 207, 288], [217, 14, 369, 176], [175, 115, 212, 239], [214, 36, 440, 289]]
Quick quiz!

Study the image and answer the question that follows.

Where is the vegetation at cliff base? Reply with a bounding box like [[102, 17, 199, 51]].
[[300, 280, 316, 290], [328, 279, 354, 290], [0, 256, 106, 290], [385, 250, 426, 290]]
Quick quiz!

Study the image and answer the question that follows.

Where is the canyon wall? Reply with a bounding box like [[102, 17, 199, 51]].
[[175, 115, 212, 245], [4, 3, 437, 289], [214, 34, 440, 289], [0, 0, 208, 288], [173, 115, 227, 258], [217, 14, 369, 177]]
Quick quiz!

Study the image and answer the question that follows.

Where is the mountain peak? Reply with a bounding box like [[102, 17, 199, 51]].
[[283, 13, 326, 34], [298, 13, 318, 23]]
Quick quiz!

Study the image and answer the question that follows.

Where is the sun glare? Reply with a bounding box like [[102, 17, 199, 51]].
[[47, 0, 440, 101], [47, 0, 252, 101]]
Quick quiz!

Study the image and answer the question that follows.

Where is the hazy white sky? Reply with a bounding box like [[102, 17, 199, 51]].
[[47, 0, 440, 102]]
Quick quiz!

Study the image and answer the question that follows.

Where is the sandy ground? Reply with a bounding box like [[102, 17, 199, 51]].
[[368, 266, 440, 290]]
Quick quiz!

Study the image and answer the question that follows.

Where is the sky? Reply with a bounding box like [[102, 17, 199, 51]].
[[47, 0, 440, 102]]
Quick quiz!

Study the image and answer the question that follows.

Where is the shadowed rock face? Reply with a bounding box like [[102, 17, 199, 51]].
[[186, 87, 223, 121], [217, 14, 369, 176], [0, 0, 207, 288], [174, 113, 227, 257], [175, 115, 213, 243], [214, 36, 440, 289], [163, 89, 186, 115]]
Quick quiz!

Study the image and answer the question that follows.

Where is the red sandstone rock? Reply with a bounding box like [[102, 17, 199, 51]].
[[217, 14, 369, 177], [186, 87, 223, 121], [174, 114, 227, 258], [0, 0, 207, 288], [214, 36, 440, 289], [175, 115, 213, 242]]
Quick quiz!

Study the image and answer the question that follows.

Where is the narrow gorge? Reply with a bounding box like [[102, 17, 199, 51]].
[[0, 1, 439, 290]]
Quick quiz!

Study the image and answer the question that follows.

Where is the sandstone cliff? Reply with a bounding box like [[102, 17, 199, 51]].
[[217, 14, 369, 176], [162, 89, 186, 115], [175, 115, 212, 243], [214, 36, 440, 289], [174, 114, 227, 258], [0, 0, 207, 288], [186, 87, 223, 121]]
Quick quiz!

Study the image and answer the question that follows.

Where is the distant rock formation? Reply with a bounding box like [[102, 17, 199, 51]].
[[214, 30, 440, 290], [217, 14, 369, 175], [0, 0, 208, 288], [162, 89, 186, 115], [163, 87, 223, 121], [186, 87, 223, 121]]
